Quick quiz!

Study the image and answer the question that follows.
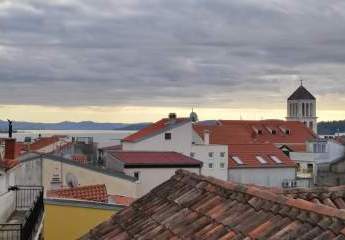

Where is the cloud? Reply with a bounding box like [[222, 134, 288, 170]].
[[1, 0, 345, 111]]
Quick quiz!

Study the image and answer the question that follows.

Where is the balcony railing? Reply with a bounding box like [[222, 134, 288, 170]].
[[0, 186, 44, 240]]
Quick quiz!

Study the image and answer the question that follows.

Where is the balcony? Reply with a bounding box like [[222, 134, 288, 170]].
[[0, 186, 44, 240]]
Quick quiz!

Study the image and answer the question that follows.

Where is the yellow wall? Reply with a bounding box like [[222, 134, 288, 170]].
[[42, 157, 137, 197], [44, 202, 119, 240]]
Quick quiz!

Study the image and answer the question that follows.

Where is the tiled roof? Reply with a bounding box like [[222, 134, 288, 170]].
[[288, 85, 316, 100], [228, 143, 296, 168], [193, 120, 316, 145], [123, 118, 190, 142], [29, 136, 59, 151], [108, 195, 135, 206], [47, 184, 108, 203], [81, 170, 345, 240], [72, 154, 88, 164], [109, 151, 202, 167], [284, 144, 307, 152], [283, 185, 345, 209]]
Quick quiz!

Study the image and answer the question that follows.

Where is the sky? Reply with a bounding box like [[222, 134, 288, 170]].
[[1, 0, 345, 123]]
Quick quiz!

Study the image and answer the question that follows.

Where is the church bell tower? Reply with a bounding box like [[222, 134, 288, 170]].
[[286, 82, 317, 133]]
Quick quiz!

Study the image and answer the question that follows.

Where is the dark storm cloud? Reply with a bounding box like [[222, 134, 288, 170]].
[[1, 0, 345, 109]]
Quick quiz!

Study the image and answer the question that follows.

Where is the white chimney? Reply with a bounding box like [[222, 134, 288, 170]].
[[168, 113, 177, 124], [204, 130, 210, 145]]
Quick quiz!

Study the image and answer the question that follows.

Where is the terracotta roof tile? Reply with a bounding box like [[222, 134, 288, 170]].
[[80, 170, 345, 239], [193, 119, 317, 145], [228, 143, 296, 168], [29, 136, 59, 151], [47, 184, 108, 203], [123, 118, 190, 143]]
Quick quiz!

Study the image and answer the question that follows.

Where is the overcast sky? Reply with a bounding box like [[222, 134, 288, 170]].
[[1, 0, 345, 122]]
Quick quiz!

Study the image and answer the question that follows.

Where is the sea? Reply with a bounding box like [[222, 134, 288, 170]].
[[0, 130, 136, 148]]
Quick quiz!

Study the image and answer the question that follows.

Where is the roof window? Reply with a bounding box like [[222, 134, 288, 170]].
[[232, 156, 243, 165], [270, 155, 282, 164], [256, 156, 267, 164]]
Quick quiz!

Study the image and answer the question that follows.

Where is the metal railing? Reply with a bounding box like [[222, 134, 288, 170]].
[[0, 186, 44, 240]]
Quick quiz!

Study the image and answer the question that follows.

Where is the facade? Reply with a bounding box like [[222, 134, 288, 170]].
[[122, 114, 229, 181], [228, 143, 296, 187], [290, 139, 345, 186], [0, 138, 44, 240], [286, 84, 317, 133], [44, 198, 122, 240], [104, 151, 202, 197], [81, 170, 345, 239]]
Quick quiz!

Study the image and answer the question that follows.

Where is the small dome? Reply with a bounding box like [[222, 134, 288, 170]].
[[190, 111, 198, 122]]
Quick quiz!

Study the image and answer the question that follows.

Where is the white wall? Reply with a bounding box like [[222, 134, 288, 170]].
[[124, 167, 200, 197], [228, 168, 296, 187], [123, 122, 194, 156], [0, 191, 15, 223], [191, 144, 228, 180]]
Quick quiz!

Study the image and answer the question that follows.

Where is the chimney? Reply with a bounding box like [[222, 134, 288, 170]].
[[4, 138, 16, 160], [168, 113, 177, 120], [168, 113, 177, 124], [204, 130, 210, 145]]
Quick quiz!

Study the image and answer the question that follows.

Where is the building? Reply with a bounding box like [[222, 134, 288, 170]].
[[122, 113, 228, 181], [103, 151, 202, 196], [286, 83, 317, 133], [228, 143, 296, 187], [81, 170, 345, 239], [45, 184, 126, 240], [0, 138, 44, 240]]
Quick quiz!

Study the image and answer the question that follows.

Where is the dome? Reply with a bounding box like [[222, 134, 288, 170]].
[[189, 111, 198, 122]]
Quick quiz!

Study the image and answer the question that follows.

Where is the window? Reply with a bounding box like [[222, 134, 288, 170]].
[[219, 162, 225, 169], [285, 129, 290, 135], [232, 156, 243, 165], [220, 152, 225, 157], [256, 156, 267, 164], [296, 163, 301, 172], [190, 152, 195, 158], [270, 155, 282, 164], [258, 129, 263, 135], [307, 164, 313, 173], [208, 163, 213, 168], [208, 152, 214, 158], [164, 132, 171, 140], [134, 172, 140, 181], [271, 129, 277, 135]]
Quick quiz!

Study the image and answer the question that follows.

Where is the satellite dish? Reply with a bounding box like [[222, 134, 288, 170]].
[[65, 173, 78, 188]]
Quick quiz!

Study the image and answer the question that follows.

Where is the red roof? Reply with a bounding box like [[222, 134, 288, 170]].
[[109, 151, 202, 167], [228, 143, 296, 168], [194, 120, 316, 145], [72, 154, 88, 164], [123, 118, 190, 142], [29, 136, 60, 151], [82, 170, 345, 240], [47, 184, 108, 203], [108, 195, 135, 206]]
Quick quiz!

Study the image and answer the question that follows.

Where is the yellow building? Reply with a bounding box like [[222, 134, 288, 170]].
[[44, 198, 123, 240]]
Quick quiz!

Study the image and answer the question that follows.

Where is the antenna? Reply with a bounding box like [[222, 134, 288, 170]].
[[300, 78, 303, 86]]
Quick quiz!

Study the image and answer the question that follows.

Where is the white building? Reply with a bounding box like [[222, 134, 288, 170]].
[[290, 139, 345, 185], [286, 83, 317, 133], [227, 143, 297, 187], [104, 151, 202, 197], [122, 113, 229, 181]]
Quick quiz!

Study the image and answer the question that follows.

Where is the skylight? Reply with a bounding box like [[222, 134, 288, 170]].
[[256, 156, 267, 164], [270, 155, 282, 164], [232, 156, 243, 165]]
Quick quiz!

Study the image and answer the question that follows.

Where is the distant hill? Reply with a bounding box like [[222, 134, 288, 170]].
[[0, 120, 151, 131], [318, 120, 345, 135]]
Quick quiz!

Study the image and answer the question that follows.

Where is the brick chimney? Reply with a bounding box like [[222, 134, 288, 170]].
[[4, 138, 16, 160]]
